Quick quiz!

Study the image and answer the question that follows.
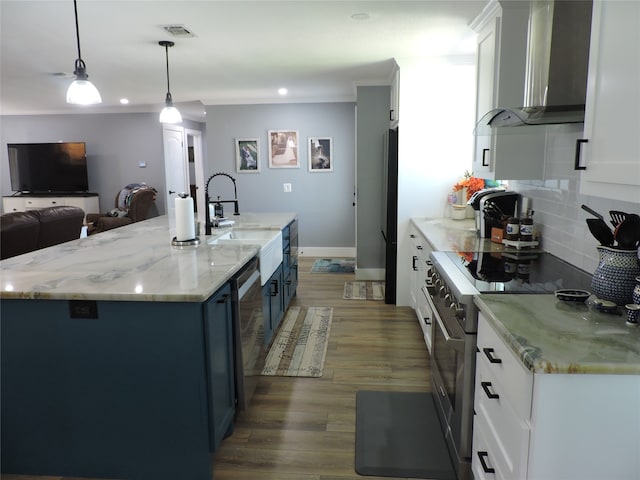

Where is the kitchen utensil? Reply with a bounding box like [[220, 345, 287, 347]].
[[614, 214, 640, 249], [581, 204, 605, 220], [486, 201, 504, 216], [586, 218, 614, 246], [609, 210, 627, 227]]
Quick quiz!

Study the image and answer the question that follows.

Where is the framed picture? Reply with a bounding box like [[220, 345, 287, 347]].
[[235, 138, 260, 173], [268, 130, 300, 168], [308, 137, 333, 172]]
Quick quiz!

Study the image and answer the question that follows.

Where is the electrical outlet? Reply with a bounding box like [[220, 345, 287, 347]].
[[283, 183, 292, 193]]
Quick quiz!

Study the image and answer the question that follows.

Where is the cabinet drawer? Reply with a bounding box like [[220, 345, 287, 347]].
[[475, 359, 530, 479], [472, 411, 503, 480], [477, 313, 533, 419], [24, 198, 63, 209]]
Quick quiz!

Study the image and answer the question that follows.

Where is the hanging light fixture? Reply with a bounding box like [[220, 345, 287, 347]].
[[158, 40, 182, 124], [66, 0, 102, 105]]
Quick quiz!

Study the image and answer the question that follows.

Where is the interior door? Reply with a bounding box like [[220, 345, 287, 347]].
[[185, 128, 205, 221], [162, 125, 189, 221]]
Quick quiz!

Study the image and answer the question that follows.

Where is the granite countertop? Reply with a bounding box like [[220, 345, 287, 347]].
[[0, 213, 296, 303], [476, 294, 640, 375], [410, 217, 498, 253]]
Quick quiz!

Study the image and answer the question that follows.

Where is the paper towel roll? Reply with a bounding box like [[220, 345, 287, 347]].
[[175, 195, 196, 241]]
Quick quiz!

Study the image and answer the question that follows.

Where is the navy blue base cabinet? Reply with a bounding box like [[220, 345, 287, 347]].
[[1, 283, 234, 480]]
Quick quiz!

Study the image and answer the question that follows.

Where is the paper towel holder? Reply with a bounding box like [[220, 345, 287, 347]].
[[171, 237, 200, 247], [172, 192, 200, 247]]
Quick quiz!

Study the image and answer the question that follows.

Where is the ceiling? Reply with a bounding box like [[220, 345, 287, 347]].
[[0, 1, 486, 120]]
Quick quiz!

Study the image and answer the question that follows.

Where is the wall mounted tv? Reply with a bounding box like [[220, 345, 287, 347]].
[[8, 142, 89, 194]]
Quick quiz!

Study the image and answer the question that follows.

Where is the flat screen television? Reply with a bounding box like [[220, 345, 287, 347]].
[[8, 142, 89, 194]]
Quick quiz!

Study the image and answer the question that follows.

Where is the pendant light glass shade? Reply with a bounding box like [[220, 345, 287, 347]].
[[159, 41, 181, 124], [159, 95, 183, 123], [66, 0, 101, 105]]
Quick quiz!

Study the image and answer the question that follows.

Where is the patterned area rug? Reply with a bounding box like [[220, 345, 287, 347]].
[[311, 258, 355, 273], [261, 306, 333, 377], [343, 281, 385, 300]]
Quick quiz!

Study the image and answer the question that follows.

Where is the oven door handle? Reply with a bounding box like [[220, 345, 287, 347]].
[[426, 293, 465, 352]]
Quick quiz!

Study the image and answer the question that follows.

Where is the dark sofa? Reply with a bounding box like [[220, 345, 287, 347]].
[[0, 206, 85, 260]]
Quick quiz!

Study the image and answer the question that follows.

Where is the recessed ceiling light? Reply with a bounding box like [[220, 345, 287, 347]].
[[351, 12, 370, 21], [278, 88, 288, 96], [120, 98, 129, 104]]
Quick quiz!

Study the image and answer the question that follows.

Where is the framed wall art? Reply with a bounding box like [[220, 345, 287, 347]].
[[268, 130, 299, 168], [308, 137, 333, 172], [235, 138, 260, 173]]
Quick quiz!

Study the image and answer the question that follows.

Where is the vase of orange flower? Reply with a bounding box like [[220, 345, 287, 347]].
[[453, 171, 485, 218]]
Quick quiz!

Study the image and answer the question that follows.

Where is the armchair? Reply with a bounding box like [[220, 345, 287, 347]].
[[87, 184, 157, 234]]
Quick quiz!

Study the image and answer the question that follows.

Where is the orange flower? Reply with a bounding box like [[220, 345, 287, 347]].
[[453, 173, 485, 200]]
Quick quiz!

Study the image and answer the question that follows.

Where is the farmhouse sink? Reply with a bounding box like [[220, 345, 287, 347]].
[[208, 229, 282, 285]]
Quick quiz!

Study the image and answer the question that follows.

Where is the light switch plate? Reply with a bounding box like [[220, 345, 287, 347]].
[[283, 183, 292, 193]]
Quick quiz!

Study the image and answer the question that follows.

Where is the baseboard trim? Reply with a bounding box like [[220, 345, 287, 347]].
[[299, 247, 356, 258]]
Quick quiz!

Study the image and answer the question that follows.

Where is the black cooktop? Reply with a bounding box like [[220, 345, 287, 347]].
[[444, 251, 592, 294]]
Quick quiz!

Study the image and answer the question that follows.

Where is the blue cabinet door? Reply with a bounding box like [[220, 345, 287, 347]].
[[203, 283, 235, 451], [1, 299, 213, 479], [261, 264, 284, 346]]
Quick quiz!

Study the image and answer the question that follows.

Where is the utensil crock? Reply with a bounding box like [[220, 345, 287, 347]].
[[591, 246, 640, 306]]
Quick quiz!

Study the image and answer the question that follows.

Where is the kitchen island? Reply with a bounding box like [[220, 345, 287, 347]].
[[473, 294, 640, 480], [0, 213, 296, 480]]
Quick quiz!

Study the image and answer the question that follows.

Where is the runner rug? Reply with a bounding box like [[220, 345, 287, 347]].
[[311, 258, 355, 273], [343, 281, 385, 300], [355, 391, 456, 479], [261, 306, 333, 377]]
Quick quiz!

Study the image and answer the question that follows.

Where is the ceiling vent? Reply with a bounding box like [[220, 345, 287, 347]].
[[161, 24, 196, 37]]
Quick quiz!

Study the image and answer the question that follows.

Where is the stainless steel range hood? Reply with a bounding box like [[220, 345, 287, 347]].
[[476, 0, 592, 133]]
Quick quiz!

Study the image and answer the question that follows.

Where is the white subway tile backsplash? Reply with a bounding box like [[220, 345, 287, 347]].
[[511, 178, 639, 275]]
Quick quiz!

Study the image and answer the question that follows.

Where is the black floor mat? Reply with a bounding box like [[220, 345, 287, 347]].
[[355, 391, 456, 479]]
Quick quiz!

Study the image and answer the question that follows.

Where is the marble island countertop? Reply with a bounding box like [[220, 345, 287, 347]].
[[0, 213, 296, 303], [476, 294, 640, 375]]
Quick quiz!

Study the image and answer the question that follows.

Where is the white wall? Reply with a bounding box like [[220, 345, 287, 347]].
[[395, 56, 477, 306]]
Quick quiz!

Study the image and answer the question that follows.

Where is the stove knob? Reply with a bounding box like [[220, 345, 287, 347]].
[[439, 286, 448, 298], [449, 302, 465, 318], [434, 278, 442, 289], [444, 293, 452, 304]]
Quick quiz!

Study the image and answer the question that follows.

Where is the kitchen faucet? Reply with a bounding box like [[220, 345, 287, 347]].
[[204, 172, 240, 235]]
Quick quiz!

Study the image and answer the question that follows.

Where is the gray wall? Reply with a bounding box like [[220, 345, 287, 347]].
[[204, 102, 356, 249], [1, 113, 206, 216], [355, 86, 390, 270]]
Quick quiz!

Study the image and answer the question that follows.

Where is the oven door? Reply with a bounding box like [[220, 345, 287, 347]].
[[427, 291, 476, 474]]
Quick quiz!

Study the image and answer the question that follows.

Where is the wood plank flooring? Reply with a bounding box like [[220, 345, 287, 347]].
[[1, 257, 431, 480]]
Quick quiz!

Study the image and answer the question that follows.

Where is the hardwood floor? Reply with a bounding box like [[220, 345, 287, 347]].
[[212, 257, 431, 480], [1, 257, 431, 480]]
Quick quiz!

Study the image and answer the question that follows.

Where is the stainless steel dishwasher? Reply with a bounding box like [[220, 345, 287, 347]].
[[230, 256, 266, 412]]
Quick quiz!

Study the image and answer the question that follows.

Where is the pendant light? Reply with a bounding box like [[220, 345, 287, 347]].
[[158, 40, 182, 124], [66, 0, 102, 105]]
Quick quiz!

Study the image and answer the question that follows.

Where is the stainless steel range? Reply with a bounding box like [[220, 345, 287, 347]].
[[426, 250, 591, 480]]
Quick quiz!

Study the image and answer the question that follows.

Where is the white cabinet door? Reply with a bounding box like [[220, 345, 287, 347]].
[[471, 1, 531, 180], [472, 18, 498, 177], [579, 0, 640, 202]]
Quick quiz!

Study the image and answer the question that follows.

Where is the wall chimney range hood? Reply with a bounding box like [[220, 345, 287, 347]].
[[476, 0, 593, 134]]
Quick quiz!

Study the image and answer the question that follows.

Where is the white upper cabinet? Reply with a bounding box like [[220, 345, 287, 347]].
[[471, 1, 532, 180], [578, 0, 640, 203]]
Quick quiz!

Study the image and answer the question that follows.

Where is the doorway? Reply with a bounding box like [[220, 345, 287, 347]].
[[162, 125, 205, 222]]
